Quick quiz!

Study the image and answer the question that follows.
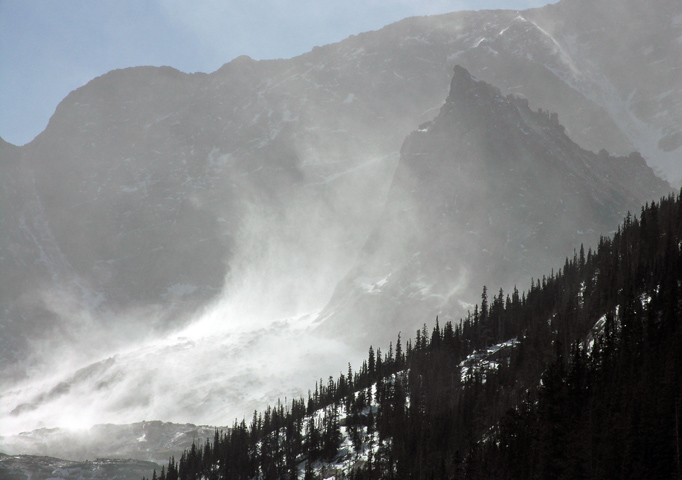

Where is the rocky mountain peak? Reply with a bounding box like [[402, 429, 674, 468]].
[[446, 65, 502, 104], [438, 65, 511, 121], [317, 65, 670, 347], [435, 68, 566, 161]]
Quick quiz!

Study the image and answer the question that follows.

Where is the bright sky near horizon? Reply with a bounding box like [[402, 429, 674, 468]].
[[0, 0, 558, 146]]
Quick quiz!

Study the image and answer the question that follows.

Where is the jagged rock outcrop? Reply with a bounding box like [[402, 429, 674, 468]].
[[315, 66, 670, 346]]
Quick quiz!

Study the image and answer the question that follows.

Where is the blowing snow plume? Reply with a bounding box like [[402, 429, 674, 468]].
[[0, 55, 402, 442]]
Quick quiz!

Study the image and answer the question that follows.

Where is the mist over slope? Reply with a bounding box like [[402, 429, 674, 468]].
[[0, 0, 679, 457]]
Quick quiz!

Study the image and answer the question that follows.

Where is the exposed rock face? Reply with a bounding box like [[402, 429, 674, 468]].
[[315, 66, 670, 346]]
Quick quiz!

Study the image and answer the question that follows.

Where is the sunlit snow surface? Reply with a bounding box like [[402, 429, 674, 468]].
[[459, 338, 517, 383], [0, 304, 362, 438]]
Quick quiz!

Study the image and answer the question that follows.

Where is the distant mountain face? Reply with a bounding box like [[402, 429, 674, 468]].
[[0, 453, 158, 480], [0, 420, 215, 466], [314, 65, 670, 346], [0, 0, 679, 431]]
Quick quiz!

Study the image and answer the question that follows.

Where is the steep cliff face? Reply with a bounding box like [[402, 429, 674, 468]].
[[315, 66, 670, 346]]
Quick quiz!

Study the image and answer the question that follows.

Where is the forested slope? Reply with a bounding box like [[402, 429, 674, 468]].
[[150, 191, 682, 479]]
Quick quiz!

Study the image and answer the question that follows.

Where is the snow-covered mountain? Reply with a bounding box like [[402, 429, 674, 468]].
[[0, 0, 679, 464]]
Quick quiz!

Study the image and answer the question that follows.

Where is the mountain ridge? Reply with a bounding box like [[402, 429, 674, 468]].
[[314, 64, 669, 347]]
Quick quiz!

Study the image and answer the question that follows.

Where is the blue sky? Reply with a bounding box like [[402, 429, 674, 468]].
[[0, 0, 558, 146]]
